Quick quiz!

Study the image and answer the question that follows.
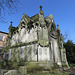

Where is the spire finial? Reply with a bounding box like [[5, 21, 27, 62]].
[[57, 24, 60, 31], [57, 24, 59, 27], [10, 21, 13, 25], [40, 6, 42, 10], [9, 21, 13, 30]]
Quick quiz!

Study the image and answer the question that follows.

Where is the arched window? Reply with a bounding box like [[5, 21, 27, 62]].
[[36, 23, 38, 26], [51, 24, 56, 36], [21, 21, 25, 28]]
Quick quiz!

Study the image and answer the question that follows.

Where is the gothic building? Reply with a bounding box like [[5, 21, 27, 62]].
[[5, 6, 69, 68]]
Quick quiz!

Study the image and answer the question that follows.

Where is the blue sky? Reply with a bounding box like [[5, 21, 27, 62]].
[[0, 0, 75, 43]]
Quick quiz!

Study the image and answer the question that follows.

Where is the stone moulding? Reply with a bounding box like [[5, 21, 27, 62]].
[[6, 40, 38, 49]]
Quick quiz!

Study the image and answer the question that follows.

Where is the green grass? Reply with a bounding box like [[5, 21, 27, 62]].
[[29, 73, 69, 75]]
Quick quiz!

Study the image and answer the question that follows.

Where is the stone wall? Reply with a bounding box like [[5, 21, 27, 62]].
[[8, 43, 38, 62], [38, 45, 50, 61], [10, 27, 37, 46], [38, 27, 49, 46]]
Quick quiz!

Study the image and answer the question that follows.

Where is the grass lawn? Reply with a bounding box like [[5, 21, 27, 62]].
[[29, 73, 69, 75]]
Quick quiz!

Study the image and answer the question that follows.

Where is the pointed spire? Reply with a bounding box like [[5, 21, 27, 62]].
[[57, 24, 59, 28], [40, 6, 42, 11], [39, 5, 44, 16], [57, 24, 60, 31], [57, 24, 60, 36], [9, 21, 13, 30], [10, 21, 13, 25]]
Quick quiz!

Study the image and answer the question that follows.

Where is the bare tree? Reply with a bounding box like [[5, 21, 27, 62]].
[[62, 31, 69, 42], [0, 0, 20, 22]]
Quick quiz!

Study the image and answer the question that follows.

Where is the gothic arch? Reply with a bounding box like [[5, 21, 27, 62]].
[[50, 23, 56, 32], [20, 21, 26, 28], [50, 23, 57, 36]]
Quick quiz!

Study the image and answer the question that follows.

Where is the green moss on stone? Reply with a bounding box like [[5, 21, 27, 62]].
[[31, 14, 39, 21], [6, 40, 38, 48]]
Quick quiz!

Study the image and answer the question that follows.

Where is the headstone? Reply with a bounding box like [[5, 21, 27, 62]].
[[19, 66, 27, 75]]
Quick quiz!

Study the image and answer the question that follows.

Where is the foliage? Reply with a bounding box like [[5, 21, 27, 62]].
[[64, 40, 75, 65], [62, 32, 69, 41], [0, 59, 2, 68], [0, 59, 9, 69], [0, 0, 20, 22], [69, 63, 75, 67]]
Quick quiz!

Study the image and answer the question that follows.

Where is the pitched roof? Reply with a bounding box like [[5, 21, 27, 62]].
[[0, 31, 8, 34]]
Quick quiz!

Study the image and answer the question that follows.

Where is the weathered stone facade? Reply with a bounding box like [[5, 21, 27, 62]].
[[5, 6, 69, 69]]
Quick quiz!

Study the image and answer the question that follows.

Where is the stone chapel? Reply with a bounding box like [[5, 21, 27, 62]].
[[5, 6, 69, 68]]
